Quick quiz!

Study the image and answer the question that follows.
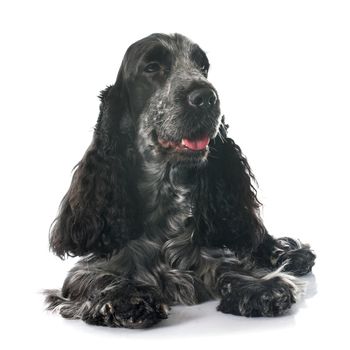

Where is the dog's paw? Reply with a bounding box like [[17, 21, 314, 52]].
[[85, 287, 169, 329], [273, 237, 316, 276], [217, 277, 297, 317], [277, 248, 316, 276]]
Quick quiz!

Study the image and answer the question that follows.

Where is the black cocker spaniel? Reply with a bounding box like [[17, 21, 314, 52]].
[[45, 33, 316, 328]]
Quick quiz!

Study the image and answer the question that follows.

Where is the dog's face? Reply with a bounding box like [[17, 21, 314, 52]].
[[120, 33, 221, 164]]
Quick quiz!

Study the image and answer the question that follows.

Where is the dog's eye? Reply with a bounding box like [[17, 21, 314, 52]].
[[144, 62, 161, 73]]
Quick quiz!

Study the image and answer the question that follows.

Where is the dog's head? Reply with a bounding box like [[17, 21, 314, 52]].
[[49, 33, 262, 258], [108, 33, 222, 164]]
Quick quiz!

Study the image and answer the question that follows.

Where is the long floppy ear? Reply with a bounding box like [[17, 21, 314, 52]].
[[49, 70, 142, 258], [199, 119, 266, 252]]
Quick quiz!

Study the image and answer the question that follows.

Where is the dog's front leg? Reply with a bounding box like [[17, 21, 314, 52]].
[[207, 259, 302, 317], [45, 260, 169, 329]]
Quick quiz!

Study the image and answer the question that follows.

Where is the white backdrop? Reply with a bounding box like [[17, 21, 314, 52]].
[[0, 0, 349, 349]]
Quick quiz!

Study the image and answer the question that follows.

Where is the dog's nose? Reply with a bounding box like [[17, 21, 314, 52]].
[[188, 88, 217, 109]]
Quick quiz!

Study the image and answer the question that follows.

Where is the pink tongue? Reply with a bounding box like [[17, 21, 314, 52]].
[[182, 136, 210, 150]]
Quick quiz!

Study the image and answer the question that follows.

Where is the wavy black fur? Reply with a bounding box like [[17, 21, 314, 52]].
[[49, 81, 143, 258], [45, 33, 316, 328]]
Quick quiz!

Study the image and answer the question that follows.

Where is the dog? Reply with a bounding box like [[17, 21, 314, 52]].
[[45, 33, 316, 328]]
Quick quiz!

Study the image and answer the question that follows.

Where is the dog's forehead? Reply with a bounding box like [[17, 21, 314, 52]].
[[130, 33, 202, 63], [122, 34, 208, 80], [156, 34, 195, 57]]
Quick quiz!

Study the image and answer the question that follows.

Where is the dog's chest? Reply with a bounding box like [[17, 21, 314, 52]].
[[138, 163, 195, 239]]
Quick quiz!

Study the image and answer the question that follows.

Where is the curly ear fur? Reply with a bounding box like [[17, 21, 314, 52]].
[[198, 119, 266, 253], [49, 74, 142, 258]]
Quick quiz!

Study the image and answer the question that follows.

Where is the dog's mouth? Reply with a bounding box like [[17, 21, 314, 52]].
[[157, 135, 210, 152]]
